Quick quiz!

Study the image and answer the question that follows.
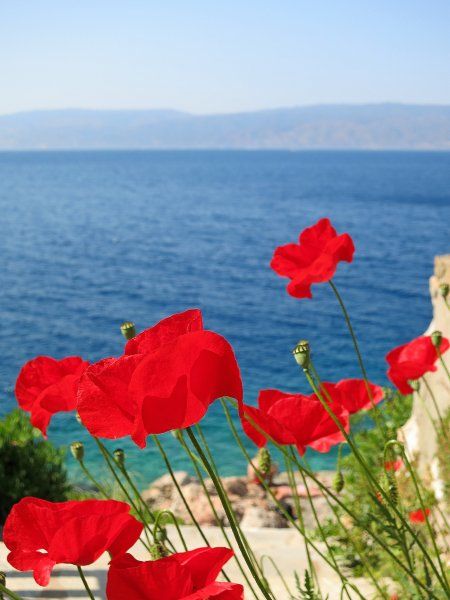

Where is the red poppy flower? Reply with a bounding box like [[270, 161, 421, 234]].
[[106, 547, 243, 600], [270, 218, 355, 299], [409, 508, 431, 524], [15, 356, 89, 436], [335, 378, 384, 414], [384, 459, 403, 472], [386, 335, 449, 395], [3, 497, 143, 586], [241, 384, 349, 455], [77, 309, 242, 447]]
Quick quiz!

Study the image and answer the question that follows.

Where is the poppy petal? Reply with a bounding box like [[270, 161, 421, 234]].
[[4, 498, 142, 587], [336, 378, 384, 414], [182, 582, 244, 599], [125, 309, 204, 355], [77, 356, 143, 439], [175, 547, 234, 588], [7, 550, 56, 587], [129, 330, 242, 443], [270, 244, 308, 278], [386, 336, 449, 394], [107, 554, 192, 600], [15, 356, 88, 436]]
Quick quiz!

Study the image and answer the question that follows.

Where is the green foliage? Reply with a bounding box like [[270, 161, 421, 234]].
[[315, 391, 450, 596], [0, 409, 70, 523], [294, 570, 326, 599], [436, 408, 450, 504]]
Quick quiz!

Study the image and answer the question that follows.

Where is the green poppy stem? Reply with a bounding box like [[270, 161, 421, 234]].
[[260, 555, 295, 599], [176, 430, 260, 596], [93, 438, 155, 553], [386, 441, 449, 590], [220, 400, 372, 600], [226, 395, 442, 597], [437, 348, 450, 382], [416, 386, 444, 440], [77, 459, 109, 498], [302, 367, 449, 594], [290, 449, 354, 600], [0, 584, 23, 600], [152, 435, 212, 549], [194, 424, 269, 587], [283, 454, 321, 595], [186, 427, 275, 600], [152, 509, 188, 551], [328, 280, 387, 432], [115, 460, 156, 524], [421, 376, 448, 441], [77, 566, 95, 600]]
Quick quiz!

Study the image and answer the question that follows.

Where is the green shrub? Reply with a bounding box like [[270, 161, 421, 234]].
[[313, 391, 447, 595], [436, 408, 450, 505], [0, 409, 70, 524]]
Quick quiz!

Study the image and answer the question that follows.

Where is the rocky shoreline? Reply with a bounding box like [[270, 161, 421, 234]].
[[142, 469, 335, 529]]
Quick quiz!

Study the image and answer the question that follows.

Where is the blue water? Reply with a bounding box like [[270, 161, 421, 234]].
[[0, 151, 449, 487]]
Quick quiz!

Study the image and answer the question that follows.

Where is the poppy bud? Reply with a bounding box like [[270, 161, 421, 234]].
[[120, 321, 137, 340], [431, 330, 443, 349], [333, 470, 345, 493], [113, 448, 125, 468], [70, 441, 85, 462], [292, 340, 310, 369], [387, 474, 398, 506], [257, 447, 271, 477], [150, 541, 169, 560], [439, 283, 449, 299], [408, 379, 420, 392]]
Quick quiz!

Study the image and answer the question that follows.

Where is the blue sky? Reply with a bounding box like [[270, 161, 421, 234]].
[[1, 1, 450, 114]]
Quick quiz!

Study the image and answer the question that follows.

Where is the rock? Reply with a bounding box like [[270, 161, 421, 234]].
[[202, 478, 217, 495], [140, 469, 334, 529], [170, 482, 227, 526], [402, 255, 450, 500], [142, 471, 192, 503], [222, 476, 248, 497], [240, 505, 288, 529], [169, 482, 203, 516], [151, 471, 192, 490]]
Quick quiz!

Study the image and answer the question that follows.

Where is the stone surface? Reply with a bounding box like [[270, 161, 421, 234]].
[[142, 468, 334, 530], [0, 525, 376, 599], [402, 254, 450, 500], [240, 505, 288, 528]]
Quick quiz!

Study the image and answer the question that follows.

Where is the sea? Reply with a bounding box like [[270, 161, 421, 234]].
[[0, 150, 449, 487]]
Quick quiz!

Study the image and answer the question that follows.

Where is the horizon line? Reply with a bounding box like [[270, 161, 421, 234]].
[[2, 101, 450, 119]]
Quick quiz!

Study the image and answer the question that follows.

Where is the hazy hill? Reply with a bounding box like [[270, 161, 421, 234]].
[[0, 104, 449, 150]]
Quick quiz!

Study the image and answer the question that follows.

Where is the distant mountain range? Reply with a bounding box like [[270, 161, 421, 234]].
[[1, 104, 449, 150]]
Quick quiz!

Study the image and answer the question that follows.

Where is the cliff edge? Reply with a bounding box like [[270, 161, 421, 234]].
[[402, 254, 450, 499]]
